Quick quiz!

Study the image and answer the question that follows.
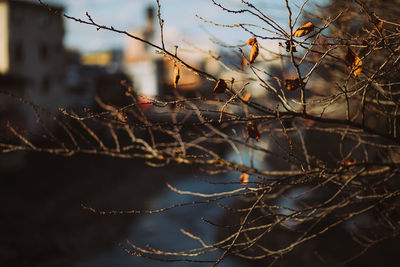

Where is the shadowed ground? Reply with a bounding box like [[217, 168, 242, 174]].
[[0, 152, 194, 267]]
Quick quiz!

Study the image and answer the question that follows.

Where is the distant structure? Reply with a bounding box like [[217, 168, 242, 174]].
[[123, 6, 162, 97], [0, 0, 99, 131], [65, 48, 131, 108], [0, 0, 65, 100], [123, 6, 210, 99], [0, 0, 67, 168]]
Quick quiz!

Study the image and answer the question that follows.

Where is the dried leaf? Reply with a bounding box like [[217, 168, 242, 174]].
[[240, 173, 249, 186], [173, 64, 180, 88], [213, 79, 227, 94], [285, 40, 297, 52], [374, 20, 384, 35], [345, 47, 362, 77], [241, 55, 248, 69], [246, 37, 257, 46], [246, 37, 259, 64], [371, 12, 384, 35], [243, 92, 251, 101], [284, 78, 302, 91], [342, 159, 356, 166], [249, 42, 259, 64], [246, 121, 260, 141], [345, 47, 356, 67], [293, 22, 315, 37]]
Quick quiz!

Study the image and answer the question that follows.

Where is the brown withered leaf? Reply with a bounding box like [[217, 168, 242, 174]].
[[285, 40, 297, 52], [246, 121, 260, 141], [345, 47, 362, 77], [345, 47, 356, 67], [249, 42, 259, 64], [246, 37, 259, 64], [240, 173, 249, 186], [344, 159, 357, 166], [241, 55, 248, 69], [284, 78, 302, 91], [246, 37, 257, 46], [293, 22, 315, 37], [173, 64, 180, 88], [213, 79, 227, 94], [374, 20, 384, 35], [243, 92, 251, 101]]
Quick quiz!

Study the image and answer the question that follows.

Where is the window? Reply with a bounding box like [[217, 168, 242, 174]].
[[15, 42, 24, 63]]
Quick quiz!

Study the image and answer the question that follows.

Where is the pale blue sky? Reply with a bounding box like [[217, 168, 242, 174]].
[[38, 0, 325, 52]]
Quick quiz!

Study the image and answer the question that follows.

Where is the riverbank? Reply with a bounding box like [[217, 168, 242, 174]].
[[0, 151, 197, 267]]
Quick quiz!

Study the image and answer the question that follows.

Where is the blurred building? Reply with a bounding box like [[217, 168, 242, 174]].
[[123, 6, 211, 99], [123, 6, 166, 97], [65, 49, 131, 108], [0, 0, 66, 168], [0, 0, 70, 132], [0, 0, 65, 95]]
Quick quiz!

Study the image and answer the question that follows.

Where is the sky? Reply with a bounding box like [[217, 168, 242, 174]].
[[37, 0, 326, 53]]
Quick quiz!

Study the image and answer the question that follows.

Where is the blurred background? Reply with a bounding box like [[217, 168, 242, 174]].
[[0, 0, 330, 266]]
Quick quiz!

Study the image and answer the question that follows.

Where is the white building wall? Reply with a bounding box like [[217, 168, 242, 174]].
[[125, 61, 158, 96], [0, 2, 9, 74]]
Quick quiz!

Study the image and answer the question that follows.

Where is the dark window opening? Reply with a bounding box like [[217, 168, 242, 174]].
[[15, 42, 24, 63]]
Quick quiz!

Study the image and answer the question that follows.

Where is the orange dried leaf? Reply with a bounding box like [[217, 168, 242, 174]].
[[246, 121, 260, 141], [213, 79, 227, 94], [352, 58, 362, 77], [375, 20, 383, 31], [246, 37, 257, 46], [293, 22, 315, 37], [249, 42, 259, 64], [345, 47, 362, 77], [243, 92, 251, 101], [374, 20, 384, 35], [240, 173, 249, 186], [284, 78, 302, 91], [371, 12, 384, 35], [241, 55, 248, 69], [173, 64, 180, 88], [246, 37, 259, 64], [343, 159, 356, 166]]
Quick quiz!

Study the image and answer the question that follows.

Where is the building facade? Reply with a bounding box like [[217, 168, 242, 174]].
[[0, 0, 65, 109]]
